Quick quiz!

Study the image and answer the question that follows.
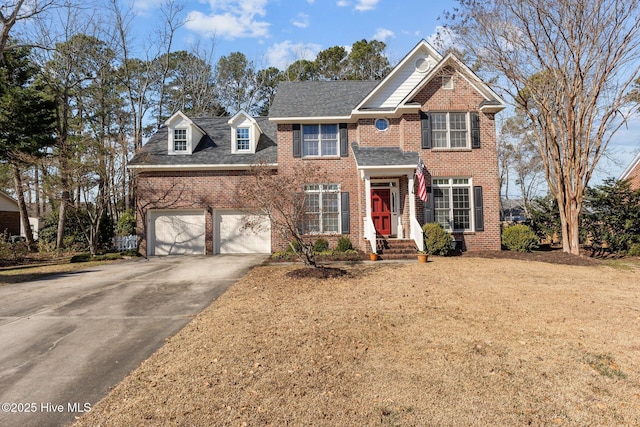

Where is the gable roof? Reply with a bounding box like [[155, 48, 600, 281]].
[[351, 142, 419, 168], [269, 80, 378, 121], [620, 151, 640, 181], [128, 117, 277, 170]]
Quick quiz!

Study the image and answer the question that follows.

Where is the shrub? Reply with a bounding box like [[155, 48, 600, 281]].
[[422, 223, 452, 256], [336, 235, 353, 252], [313, 238, 329, 253], [502, 224, 539, 252], [116, 209, 136, 236], [70, 253, 91, 263], [628, 243, 640, 257]]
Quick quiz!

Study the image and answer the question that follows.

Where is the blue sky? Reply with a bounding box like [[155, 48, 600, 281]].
[[129, 0, 456, 69]]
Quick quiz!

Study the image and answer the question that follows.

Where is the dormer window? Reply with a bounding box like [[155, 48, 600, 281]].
[[174, 129, 188, 152], [228, 110, 262, 154], [236, 128, 250, 151], [165, 111, 205, 155]]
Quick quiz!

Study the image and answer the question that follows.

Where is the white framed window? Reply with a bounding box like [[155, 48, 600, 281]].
[[173, 129, 187, 152], [432, 112, 469, 149], [375, 118, 389, 131], [442, 75, 454, 89], [236, 127, 250, 151], [304, 184, 340, 233], [303, 124, 338, 157], [432, 178, 472, 231]]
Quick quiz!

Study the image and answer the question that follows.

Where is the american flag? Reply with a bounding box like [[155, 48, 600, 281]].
[[416, 159, 428, 202]]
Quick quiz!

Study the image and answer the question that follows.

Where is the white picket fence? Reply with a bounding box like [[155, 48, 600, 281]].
[[113, 235, 138, 251]]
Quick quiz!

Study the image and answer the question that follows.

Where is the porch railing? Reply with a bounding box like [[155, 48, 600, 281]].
[[411, 215, 424, 252], [363, 217, 377, 253]]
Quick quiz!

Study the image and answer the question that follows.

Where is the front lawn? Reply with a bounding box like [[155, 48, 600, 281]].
[[76, 257, 640, 426]]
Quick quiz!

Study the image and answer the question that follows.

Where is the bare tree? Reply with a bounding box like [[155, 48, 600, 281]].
[[447, 0, 640, 255], [238, 163, 329, 267], [0, 0, 56, 61]]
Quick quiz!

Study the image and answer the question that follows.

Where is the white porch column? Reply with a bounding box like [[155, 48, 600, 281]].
[[408, 172, 424, 251], [362, 173, 377, 253]]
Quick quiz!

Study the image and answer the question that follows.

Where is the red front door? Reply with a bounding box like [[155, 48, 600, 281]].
[[371, 189, 392, 235]]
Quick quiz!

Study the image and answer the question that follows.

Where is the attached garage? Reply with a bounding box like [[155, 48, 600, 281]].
[[215, 210, 271, 254], [148, 210, 206, 255]]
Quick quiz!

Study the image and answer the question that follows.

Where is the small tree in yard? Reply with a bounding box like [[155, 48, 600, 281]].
[[238, 163, 329, 267]]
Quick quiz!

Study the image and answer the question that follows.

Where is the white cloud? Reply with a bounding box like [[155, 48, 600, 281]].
[[427, 26, 462, 52], [292, 13, 310, 29], [336, 0, 378, 11], [373, 28, 395, 42], [354, 0, 379, 11], [185, 0, 271, 39], [266, 41, 322, 69]]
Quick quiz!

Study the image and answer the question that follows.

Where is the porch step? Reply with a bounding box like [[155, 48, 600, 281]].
[[376, 238, 418, 260]]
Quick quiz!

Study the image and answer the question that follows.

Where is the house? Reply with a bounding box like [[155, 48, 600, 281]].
[[0, 190, 20, 238], [620, 151, 640, 191], [129, 40, 505, 256]]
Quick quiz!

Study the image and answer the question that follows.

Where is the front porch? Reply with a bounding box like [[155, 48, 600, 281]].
[[351, 143, 424, 253]]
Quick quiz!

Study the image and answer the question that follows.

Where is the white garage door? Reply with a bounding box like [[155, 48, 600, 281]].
[[149, 210, 206, 255], [216, 211, 271, 254]]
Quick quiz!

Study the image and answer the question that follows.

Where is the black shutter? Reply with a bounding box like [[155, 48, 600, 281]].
[[471, 112, 481, 149], [341, 192, 350, 234], [424, 186, 434, 223], [474, 185, 484, 231], [421, 112, 431, 149], [293, 124, 301, 157], [339, 123, 348, 157], [295, 191, 305, 234]]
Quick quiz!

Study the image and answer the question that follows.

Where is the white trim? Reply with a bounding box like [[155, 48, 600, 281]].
[[400, 53, 506, 112], [128, 163, 278, 171], [354, 39, 443, 111], [620, 151, 640, 180], [269, 115, 353, 123]]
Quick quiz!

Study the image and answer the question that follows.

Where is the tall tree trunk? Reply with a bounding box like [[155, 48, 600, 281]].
[[10, 161, 36, 251]]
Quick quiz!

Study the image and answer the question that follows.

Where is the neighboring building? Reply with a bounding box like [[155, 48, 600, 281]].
[[129, 40, 505, 256], [620, 151, 640, 191], [0, 191, 20, 238]]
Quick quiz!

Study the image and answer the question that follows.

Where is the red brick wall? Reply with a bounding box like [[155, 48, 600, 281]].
[[343, 72, 501, 251], [625, 161, 640, 191], [135, 170, 259, 256]]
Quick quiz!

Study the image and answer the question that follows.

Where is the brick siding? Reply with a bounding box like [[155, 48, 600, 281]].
[[136, 69, 502, 254]]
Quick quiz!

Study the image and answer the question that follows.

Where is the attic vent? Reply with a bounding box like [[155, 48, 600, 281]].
[[415, 57, 433, 73]]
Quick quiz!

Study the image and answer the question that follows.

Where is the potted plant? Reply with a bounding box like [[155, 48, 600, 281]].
[[417, 250, 428, 263], [369, 252, 378, 261]]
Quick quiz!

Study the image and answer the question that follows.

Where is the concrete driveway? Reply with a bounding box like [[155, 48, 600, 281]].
[[0, 255, 265, 427]]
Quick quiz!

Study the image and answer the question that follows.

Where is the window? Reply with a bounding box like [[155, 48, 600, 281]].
[[174, 129, 187, 152], [303, 124, 338, 157], [304, 184, 340, 233], [431, 112, 468, 149], [375, 118, 389, 131], [432, 178, 471, 231], [236, 127, 250, 151], [442, 75, 454, 89]]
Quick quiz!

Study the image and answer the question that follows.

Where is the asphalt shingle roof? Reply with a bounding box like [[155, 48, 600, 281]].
[[128, 117, 277, 167], [351, 142, 419, 167], [269, 80, 379, 118]]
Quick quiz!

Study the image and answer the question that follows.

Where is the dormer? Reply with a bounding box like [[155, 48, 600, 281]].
[[165, 111, 205, 155], [228, 110, 262, 154]]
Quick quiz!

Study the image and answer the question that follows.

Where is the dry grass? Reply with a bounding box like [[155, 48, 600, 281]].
[[75, 257, 640, 426]]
